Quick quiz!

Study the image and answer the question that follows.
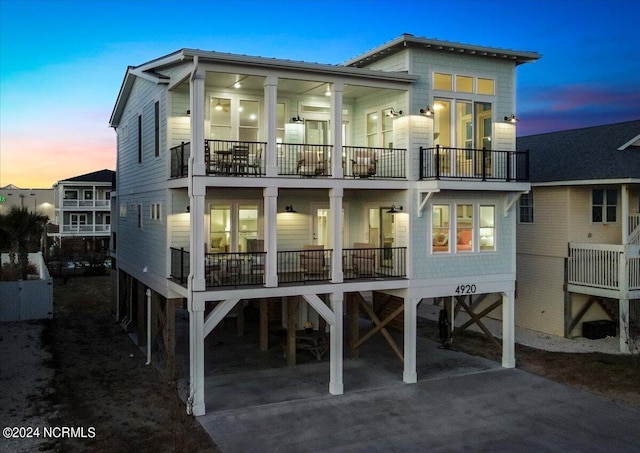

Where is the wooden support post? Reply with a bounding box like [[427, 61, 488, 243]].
[[286, 297, 298, 366], [137, 281, 146, 347], [236, 301, 245, 337], [260, 299, 269, 352], [349, 293, 360, 358], [165, 299, 177, 379], [329, 292, 344, 395]]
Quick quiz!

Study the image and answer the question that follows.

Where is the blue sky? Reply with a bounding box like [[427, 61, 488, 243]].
[[1, 0, 639, 187]]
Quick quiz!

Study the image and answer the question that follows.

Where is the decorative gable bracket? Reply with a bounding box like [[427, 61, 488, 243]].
[[504, 191, 529, 217]]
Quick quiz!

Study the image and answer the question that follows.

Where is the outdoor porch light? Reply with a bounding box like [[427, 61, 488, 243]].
[[291, 115, 304, 123], [214, 99, 224, 111], [504, 114, 519, 123], [386, 108, 403, 117], [284, 205, 297, 213], [386, 205, 403, 214], [420, 106, 434, 116], [186, 205, 190, 213], [325, 84, 331, 96], [186, 109, 190, 115]]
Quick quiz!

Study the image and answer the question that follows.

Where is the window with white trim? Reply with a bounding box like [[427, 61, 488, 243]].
[[519, 192, 534, 223], [592, 189, 618, 223], [150, 203, 161, 221], [431, 203, 496, 254]]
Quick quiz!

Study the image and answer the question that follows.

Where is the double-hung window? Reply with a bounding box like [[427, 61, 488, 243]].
[[519, 192, 534, 223], [592, 189, 618, 223]]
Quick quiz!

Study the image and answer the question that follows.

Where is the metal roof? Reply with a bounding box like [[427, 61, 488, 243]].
[[344, 33, 541, 67]]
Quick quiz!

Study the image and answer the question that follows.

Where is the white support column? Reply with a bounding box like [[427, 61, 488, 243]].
[[330, 187, 343, 283], [264, 187, 278, 287], [330, 81, 344, 179], [188, 295, 206, 415], [189, 60, 206, 176], [329, 292, 344, 395], [264, 76, 278, 177], [622, 184, 630, 244], [189, 179, 206, 291], [501, 290, 516, 368], [619, 297, 630, 353], [403, 297, 418, 383]]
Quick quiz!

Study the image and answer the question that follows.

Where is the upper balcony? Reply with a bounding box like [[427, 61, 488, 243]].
[[61, 199, 111, 210], [171, 140, 407, 179], [419, 145, 529, 182], [170, 140, 528, 182]]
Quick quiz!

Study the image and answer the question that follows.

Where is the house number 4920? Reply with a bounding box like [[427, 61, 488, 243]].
[[455, 284, 477, 294]]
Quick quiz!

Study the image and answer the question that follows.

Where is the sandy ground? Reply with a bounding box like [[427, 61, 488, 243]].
[[417, 303, 621, 354], [0, 321, 52, 453]]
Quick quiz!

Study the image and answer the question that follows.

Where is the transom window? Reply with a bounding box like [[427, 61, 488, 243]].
[[433, 72, 495, 95], [592, 189, 618, 223]]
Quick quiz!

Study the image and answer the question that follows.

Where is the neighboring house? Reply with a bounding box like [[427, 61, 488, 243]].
[[0, 184, 55, 219], [109, 33, 540, 415], [52, 169, 115, 258], [516, 120, 640, 352]]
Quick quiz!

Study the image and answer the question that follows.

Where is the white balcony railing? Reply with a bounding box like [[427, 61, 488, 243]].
[[568, 242, 640, 293], [62, 225, 111, 234], [62, 200, 111, 209]]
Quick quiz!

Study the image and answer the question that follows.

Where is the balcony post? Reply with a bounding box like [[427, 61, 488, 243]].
[[330, 187, 343, 283], [264, 76, 278, 177], [189, 63, 206, 176], [264, 187, 278, 287], [330, 81, 344, 179], [622, 184, 630, 244], [506, 150, 511, 182], [435, 145, 440, 180], [188, 180, 206, 291], [419, 146, 424, 179]]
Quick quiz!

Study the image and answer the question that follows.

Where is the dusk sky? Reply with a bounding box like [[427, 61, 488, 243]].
[[1, 0, 639, 189]]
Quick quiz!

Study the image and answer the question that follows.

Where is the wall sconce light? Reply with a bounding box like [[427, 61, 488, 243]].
[[213, 99, 224, 111], [324, 84, 331, 97], [291, 115, 304, 123], [284, 205, 297, 213], [386, 108, 403, 118], [504, 114, 519, 123], [186, 109, 191, 115], [386, 205, 403, 214], [419, 106, 433, 116], [186, 205, 190, 213]]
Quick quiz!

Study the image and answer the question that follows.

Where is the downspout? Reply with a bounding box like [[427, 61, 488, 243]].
[[146, 288, 152, 365]]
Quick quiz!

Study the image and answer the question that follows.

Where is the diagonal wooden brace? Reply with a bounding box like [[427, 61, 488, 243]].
[[454, 296, 502, 350], [355, 300, 404, 363]]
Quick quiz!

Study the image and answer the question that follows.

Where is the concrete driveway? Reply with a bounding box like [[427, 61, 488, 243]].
[[191, 317, 640, 452]]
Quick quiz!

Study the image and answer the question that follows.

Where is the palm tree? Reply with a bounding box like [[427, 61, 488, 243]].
[[0, 207, 48, 280]]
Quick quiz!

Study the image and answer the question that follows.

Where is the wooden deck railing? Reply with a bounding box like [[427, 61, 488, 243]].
[[567, 242, 640, 292]]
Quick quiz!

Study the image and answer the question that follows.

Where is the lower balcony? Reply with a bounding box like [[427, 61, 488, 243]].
[[61, 224, 111, 234], [169, 246, 407, 288], [567, 242, 640, 297]]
